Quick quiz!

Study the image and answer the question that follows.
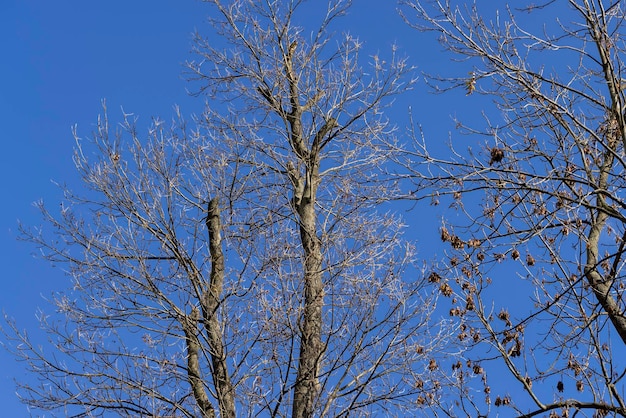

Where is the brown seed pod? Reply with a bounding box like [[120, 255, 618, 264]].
[[489, 147, 504, 165]]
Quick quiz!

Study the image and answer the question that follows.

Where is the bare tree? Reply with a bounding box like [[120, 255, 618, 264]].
[[400, 0, 626, 416], [6, 1, 444, 416]]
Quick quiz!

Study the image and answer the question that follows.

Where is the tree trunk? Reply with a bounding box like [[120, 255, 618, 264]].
[[292, 164, 324, 418], [183, 307, 216, 418], [202, 198, 236, 418], [585, 153, 626, 345]]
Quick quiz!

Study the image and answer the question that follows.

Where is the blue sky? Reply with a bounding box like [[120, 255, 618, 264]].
[[1, 1, 492, 415]]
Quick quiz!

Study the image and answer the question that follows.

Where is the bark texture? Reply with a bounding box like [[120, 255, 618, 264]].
[[203, 198, 236, 418]]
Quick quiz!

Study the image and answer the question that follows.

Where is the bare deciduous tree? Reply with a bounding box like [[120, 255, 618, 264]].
[[401, 0, 626, 416], [6, 1, 443, 416]]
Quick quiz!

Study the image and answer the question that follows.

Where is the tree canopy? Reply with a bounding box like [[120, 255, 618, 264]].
[[401, 0, 626, 416], [6, 1, 626, 417], [7, 1, 440, 417]]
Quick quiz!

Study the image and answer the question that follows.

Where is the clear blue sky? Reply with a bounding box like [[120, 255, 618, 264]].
[[0, 1, 488, 415]]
